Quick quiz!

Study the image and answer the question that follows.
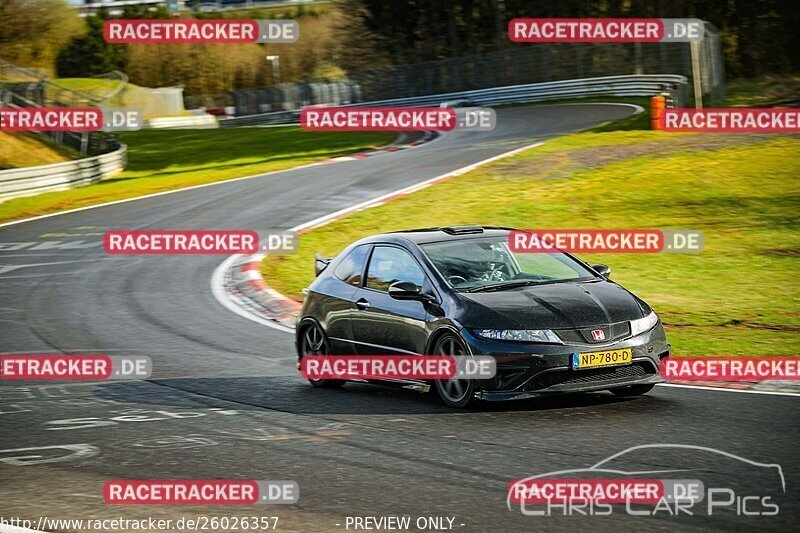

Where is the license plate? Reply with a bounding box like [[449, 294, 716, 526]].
[[573, 348, 632, 369]]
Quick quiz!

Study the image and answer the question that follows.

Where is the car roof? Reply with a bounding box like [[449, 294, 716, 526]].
[[355, 226, 514, 246]]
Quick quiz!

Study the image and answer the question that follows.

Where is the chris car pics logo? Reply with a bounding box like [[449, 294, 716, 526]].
[[507, 444, 785, 518]]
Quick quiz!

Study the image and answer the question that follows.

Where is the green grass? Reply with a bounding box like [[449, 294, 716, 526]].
[[48, 78, 153, 109], [0, 132, 77, 170], [726, 75, 800, 107], [48, 78, 135, 104], [0, 128, 393, 224], [52, 78, 132, 93], [262, 130, 800, 356]]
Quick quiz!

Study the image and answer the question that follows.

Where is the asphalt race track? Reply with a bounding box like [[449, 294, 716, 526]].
[[1, 105, 797, 532]]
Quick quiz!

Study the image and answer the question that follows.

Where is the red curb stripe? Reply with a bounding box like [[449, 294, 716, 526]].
[[249, 279, 267, 290]]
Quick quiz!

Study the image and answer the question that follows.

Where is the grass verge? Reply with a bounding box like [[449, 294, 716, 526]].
[[0, 128, 392, 224], [0, 132, 77, 170], [726, 75, 800, 107], [262, 127, 800, 356]]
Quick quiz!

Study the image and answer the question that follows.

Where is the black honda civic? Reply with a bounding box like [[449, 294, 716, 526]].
[[295, 226, 669, 407]]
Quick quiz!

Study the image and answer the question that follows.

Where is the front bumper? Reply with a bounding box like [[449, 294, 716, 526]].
[[461, 324, 669, 400]]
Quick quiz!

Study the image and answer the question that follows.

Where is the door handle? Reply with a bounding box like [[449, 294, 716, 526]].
[[355, 298, 371, 310]]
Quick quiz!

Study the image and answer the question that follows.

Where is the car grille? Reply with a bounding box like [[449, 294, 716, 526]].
[[526, 361, 655, 390], [555, 321, 631, 344]]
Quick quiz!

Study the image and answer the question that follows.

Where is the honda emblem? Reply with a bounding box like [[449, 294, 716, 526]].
[[591, 329, 606, 341]]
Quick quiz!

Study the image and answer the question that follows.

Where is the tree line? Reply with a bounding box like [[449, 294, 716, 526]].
[[337, 0, 800, 78], [0, 0, 797, 96]]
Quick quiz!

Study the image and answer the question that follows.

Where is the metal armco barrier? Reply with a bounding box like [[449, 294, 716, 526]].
[[218, 74, 687, 127], [219, 110, 300, 127], [146, 114, 218, 129], [0, 145, 127, 201]]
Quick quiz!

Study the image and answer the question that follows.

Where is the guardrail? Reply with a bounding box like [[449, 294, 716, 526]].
[[219, 110, 298, 128], [1, 64, 122, 156], [146, 114, 218, 129], [219, 74, 687, 127], [0, 145, 127, 202]]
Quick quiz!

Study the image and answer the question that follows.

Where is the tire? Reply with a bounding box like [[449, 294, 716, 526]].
[[432, 333, 475, 408], [299, 322, 345, 388], [609, 384, 655, 397]]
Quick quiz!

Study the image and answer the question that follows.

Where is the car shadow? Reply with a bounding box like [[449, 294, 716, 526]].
[[89, 375, 671, 415]]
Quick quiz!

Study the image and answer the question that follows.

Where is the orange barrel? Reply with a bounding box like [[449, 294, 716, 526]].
[[650, 95, 666, 130]]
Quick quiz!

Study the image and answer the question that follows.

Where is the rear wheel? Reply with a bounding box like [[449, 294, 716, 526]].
[[609, 384, 654, 397], [299, 323, 344, 388], [433, 334, 475, 408]]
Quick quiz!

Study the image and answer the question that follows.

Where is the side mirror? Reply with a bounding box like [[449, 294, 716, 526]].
[[591, 263, 611, 278], [388, 281, 424, 300], [315, 253, 332, 276]]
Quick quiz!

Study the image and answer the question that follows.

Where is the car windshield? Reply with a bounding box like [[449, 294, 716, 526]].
[[420, 237, 598, 291]]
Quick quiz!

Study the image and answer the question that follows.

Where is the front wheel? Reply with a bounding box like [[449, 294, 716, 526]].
[[609, 384, 654, 397], [299, 322, 344, 388], [432, 334, 475, 408]]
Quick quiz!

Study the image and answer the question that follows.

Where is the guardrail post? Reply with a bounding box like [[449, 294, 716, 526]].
[[634, 43, 644, 75], [690, 41, 703, 109], [575, 45, 585, 79]]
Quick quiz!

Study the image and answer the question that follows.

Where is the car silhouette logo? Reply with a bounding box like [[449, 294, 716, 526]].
[[591, 329, 606, 341], [507, 443, 786, 513]]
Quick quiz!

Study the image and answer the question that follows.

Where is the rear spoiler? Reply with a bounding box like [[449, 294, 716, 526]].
[[315, 253, 332, 276]]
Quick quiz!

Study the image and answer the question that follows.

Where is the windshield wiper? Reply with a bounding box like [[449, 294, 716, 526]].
[[464, 280, 542, 293], [463, 277, 597, 292]]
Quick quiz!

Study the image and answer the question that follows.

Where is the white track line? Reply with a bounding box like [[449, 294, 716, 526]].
[[0, 131, 434, 229], [293, 141, 543, 232], [0, 161, 329, 229], [657, 383, 800, 397], [554, 102, 645, 114]]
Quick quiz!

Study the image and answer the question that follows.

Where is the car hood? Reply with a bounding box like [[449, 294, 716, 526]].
[[458, 280, 649, 330]]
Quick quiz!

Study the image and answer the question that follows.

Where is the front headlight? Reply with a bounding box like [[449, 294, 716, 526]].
[[630, 311, 658, 336], [476, 329, 562, 343]]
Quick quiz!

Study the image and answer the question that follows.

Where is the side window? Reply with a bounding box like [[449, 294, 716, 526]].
[[366, 246, 426, 291], [333, 245, 369, 286]]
